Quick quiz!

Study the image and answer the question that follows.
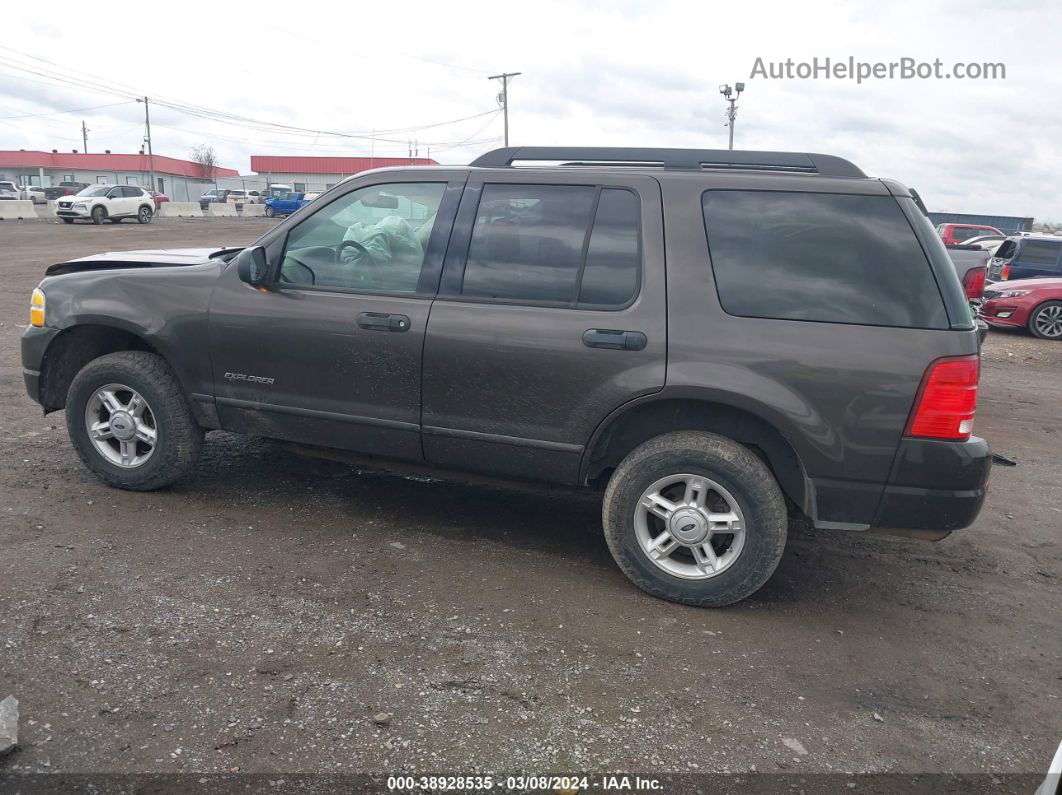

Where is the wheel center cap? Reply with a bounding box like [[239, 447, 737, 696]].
[[110, 411, 136, 440], [669, 508, 709, 545]]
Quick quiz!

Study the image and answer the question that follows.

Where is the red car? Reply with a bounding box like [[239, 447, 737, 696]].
[[937, 222, 1003, 245], [148, 190, 170, 210], [981, 277, 1062, 340]]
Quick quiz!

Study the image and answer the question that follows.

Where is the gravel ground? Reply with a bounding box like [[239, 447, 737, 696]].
[[0, 220, 1059, 781]]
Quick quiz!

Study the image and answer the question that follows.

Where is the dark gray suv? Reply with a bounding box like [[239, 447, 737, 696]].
[[20, 147, 990, 606]]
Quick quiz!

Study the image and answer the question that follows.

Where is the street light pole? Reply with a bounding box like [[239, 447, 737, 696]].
[[719, 82, 745, 150], [137, 97, 156, 191], [488, 71, 521, 147]]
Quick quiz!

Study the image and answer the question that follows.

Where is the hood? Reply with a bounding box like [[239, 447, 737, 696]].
[[988, 276, 1062, 291], [46, 247, 236, 276]]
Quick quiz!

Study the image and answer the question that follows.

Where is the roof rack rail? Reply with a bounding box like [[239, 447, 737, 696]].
[[470, 146, 866, 178]]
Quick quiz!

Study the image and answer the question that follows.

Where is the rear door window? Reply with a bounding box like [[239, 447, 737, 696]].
[[701, 190, 949, 329], [460, 184, 641, 307]]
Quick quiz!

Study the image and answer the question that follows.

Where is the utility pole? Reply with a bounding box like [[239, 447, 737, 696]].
[[719, 83, 745, 150], [136, 96, 156, 191], [81, 120, 89, 153], [488, 71, 521, 147]]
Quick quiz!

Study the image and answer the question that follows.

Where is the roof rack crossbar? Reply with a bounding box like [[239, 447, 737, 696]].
[[470, 147, 865, 178]]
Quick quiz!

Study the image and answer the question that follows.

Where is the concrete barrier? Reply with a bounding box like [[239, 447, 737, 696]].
[[0, 200, 36, 221], [35, 203, 57, 220], [241, 203, 267, 217], [158, 202, 203, 218], [209, 202, 238, 217]]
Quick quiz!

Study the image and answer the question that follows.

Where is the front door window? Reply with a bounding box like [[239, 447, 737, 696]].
[[279, 182, 446, 293]]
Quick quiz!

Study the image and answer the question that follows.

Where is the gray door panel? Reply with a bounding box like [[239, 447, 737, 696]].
[[422, 172, 666, 484]]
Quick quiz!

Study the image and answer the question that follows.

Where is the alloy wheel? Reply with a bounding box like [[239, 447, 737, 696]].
[[1034, 304, 1062, 338], [84, 383, 158, 468], [634, 473, 746, 579]]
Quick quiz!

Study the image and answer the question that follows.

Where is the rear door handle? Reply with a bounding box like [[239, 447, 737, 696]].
[[357, 312, 411, 332], [582, 328, 647, 351]]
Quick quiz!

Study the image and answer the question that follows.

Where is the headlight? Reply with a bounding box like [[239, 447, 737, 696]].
[[997, 290, 1031, 298], [73, 203, 87, 209], [30, 288, 45, 327]]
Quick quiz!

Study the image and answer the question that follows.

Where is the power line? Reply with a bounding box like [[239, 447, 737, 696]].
[[0, 46, 498, 143], [0, 100, 131, 120]]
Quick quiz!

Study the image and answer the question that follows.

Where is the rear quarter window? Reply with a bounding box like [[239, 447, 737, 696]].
[[701, 190, 949, 329], [1018, 240, 1062, 265]]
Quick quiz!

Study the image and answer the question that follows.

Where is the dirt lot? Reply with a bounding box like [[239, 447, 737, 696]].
[[0, 220, 1059, 781]]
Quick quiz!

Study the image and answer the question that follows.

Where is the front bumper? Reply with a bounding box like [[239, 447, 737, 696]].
[[55, 205, 91, 217], [980, 299, 1030, 329], [21, 325, 60, 405], [872, 436, 991, 536]]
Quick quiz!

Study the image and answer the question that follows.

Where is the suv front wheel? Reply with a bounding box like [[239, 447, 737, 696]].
[[66, 351, 204, 490], [602, 431, 788, 607]]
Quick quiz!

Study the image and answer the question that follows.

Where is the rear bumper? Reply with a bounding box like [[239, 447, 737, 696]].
[[871, 436, 991, 537]]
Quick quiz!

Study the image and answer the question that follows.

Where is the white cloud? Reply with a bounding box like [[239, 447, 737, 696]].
[[1, 0, 1060, 219]]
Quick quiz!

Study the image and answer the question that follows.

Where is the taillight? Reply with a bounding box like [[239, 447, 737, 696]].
[[1001, 264, 1011, 280], [905, 355, 979, 441], [962, 268, 986, 300]]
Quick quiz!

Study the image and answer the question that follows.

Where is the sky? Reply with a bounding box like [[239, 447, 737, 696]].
[[2, 0, 1060, 220]]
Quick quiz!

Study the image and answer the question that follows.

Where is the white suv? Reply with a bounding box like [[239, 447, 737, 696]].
[[226, 189, 261, 205], [55, 185, 155, 225]]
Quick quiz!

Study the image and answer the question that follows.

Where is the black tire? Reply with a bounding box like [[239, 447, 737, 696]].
[[91, 205, 105, 225], [137, 205, 153, 224], [1028, 300, 1062, 340], [265, 205, 275, 217], [62, 218, 74, 224], [602, 431, 787, 607], [66, 351, 204, 491]]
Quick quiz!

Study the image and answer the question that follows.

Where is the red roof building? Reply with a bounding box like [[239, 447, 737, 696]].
[[0, 149, 238, 179]]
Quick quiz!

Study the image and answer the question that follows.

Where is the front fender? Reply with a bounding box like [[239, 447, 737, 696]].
[[39, 261, 222, 398]]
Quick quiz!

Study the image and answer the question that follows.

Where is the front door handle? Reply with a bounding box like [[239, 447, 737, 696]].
[[357, 312, 411, 332], [582, 328, 647, 351]]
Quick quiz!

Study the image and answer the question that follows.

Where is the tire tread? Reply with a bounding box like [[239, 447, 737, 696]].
[[602, 431, 787, 607], [66, 351, 203, 491]]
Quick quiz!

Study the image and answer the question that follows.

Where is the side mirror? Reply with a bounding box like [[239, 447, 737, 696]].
[[236, 246, 269, 287]]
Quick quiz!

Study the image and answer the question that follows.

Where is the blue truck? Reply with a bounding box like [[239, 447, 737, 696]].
[[264, 191, 317, 217]]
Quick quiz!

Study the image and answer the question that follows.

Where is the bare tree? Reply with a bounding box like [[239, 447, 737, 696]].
[[190, 144, 220, 187]]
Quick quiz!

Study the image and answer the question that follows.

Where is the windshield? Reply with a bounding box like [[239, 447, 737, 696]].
[[77, 186, 113, 197]]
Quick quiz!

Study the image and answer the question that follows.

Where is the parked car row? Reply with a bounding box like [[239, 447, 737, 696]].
[[936, 222, 1062, 342], [199, 185, 298, 210]]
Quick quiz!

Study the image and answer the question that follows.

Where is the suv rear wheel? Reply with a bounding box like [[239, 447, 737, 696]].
[[1029, 300, 1062, 340], [66, 351, 203, 490], [602, 431, 787, 607], [137, 205, 153, 224]]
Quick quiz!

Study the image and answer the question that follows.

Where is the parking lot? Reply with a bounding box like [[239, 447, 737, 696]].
[[0, 220, 1059, 780]]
